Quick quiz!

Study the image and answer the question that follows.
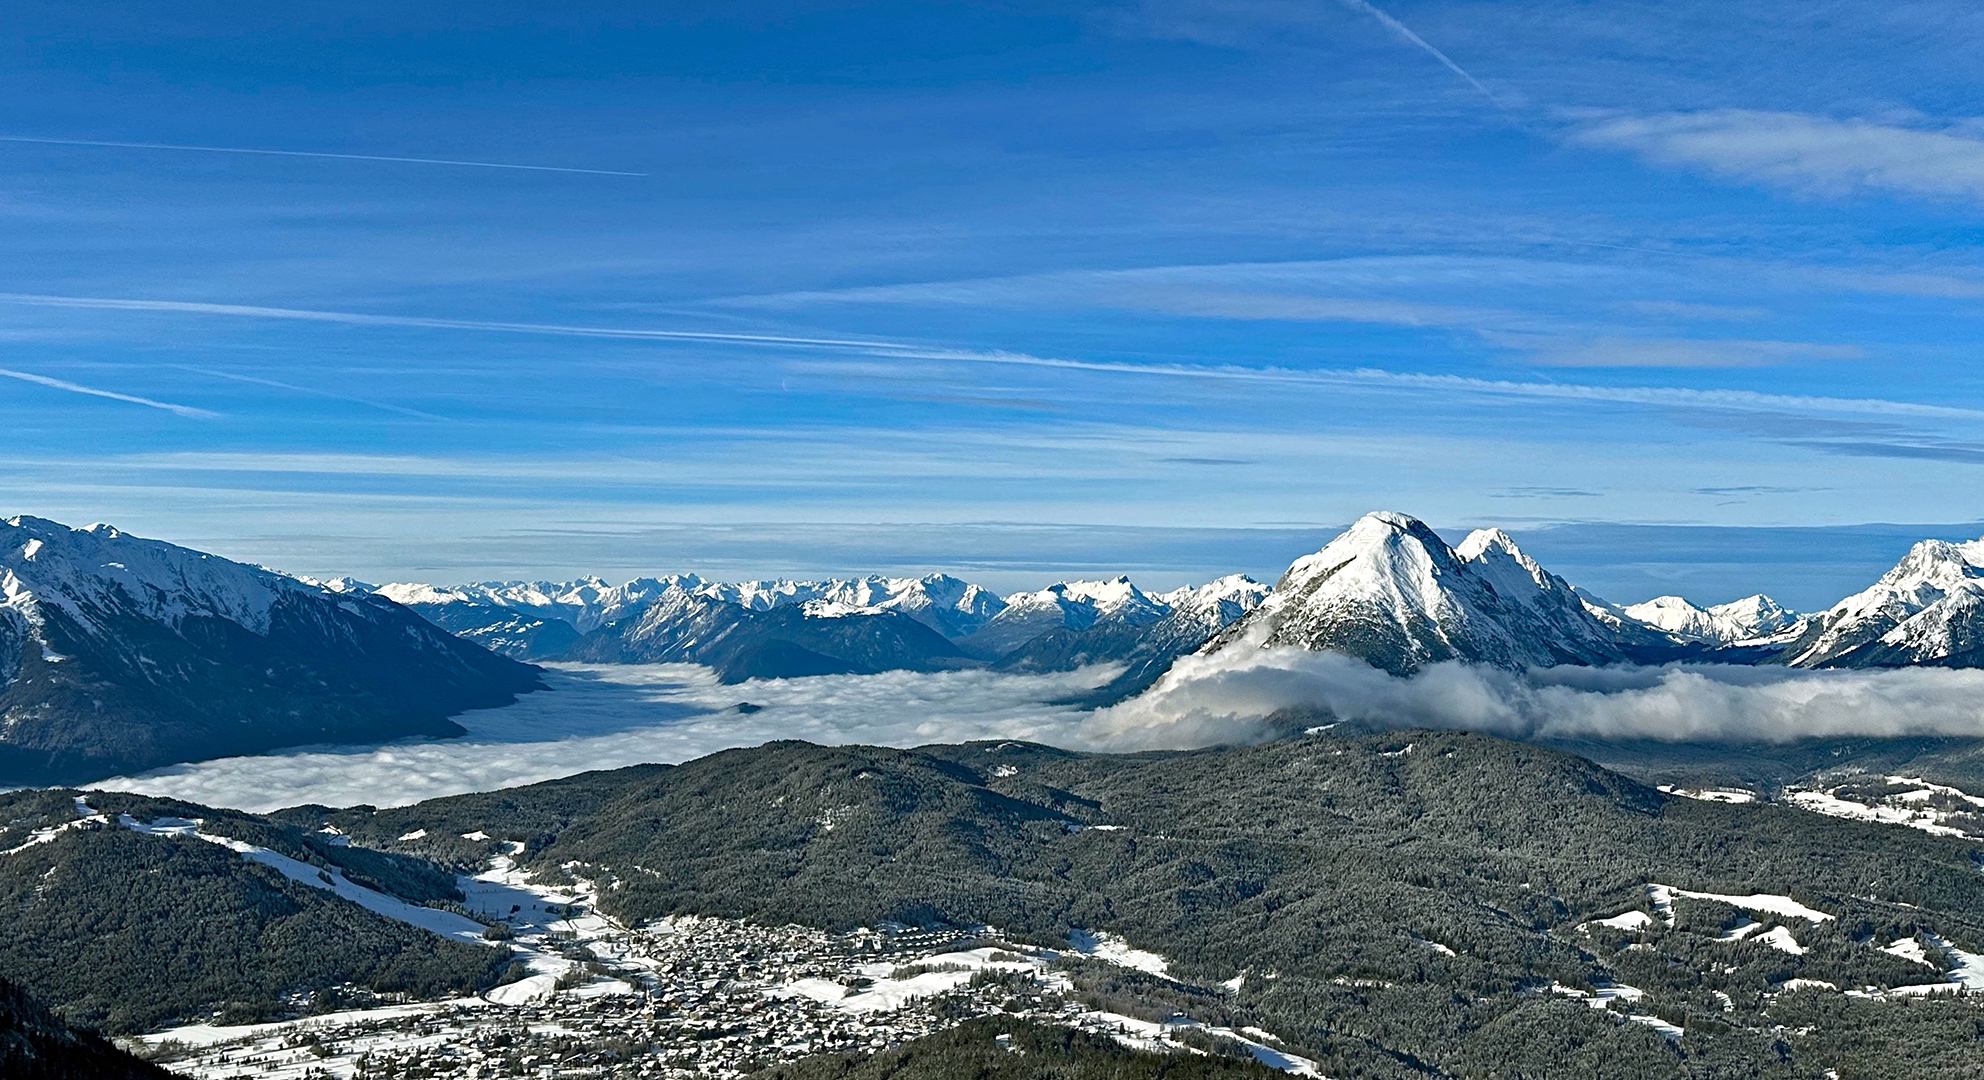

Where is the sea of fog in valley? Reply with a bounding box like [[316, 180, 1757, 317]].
[[92, 657, 1984, 813]]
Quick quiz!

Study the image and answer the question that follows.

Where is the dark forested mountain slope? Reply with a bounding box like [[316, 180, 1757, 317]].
[[750, 1017, 1284, 1080], [0, 516, 541, 785], [0, 788, 508, 1033], [324, 731, 1984, 1079], [0, 977, 173, 1080]]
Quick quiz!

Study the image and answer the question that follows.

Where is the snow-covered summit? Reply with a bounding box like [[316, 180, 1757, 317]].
[[959, 575, 1168, 657], [2, 515, 333, 649], [1204, 512, 1622, 675], [1782, 536, 1984, 667], [1153, 574, 1271, 631], [1621, 594, 1797, 646], [0, 516, 539, 783]]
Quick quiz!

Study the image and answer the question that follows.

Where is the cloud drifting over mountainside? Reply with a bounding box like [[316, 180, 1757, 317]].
[[1089, 647, 1984, 748], [96, 656, 1984, 812]]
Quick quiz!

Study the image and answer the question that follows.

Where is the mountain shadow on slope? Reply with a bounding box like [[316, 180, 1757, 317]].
[[0, 518, 543, 786], [0, 977, 174, 1080]]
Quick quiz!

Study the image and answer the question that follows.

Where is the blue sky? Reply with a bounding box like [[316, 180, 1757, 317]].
[[3, 0, 1984, 603]]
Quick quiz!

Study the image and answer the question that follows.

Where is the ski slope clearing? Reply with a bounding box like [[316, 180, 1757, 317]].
[[1648, 883, 1834, 925], [119, 813, 492, 944]]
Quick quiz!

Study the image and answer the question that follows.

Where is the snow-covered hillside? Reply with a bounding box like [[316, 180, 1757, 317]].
[[0, 516, 539, 785], [1204, 512, 1623, 675]]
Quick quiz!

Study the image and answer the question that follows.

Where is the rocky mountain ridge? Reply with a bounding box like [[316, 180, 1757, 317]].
[[0, 517, 541, 785]]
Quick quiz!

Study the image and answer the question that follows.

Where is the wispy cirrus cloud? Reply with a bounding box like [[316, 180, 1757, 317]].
[[710, 259, 1863, 370], [0, 288, 1959, 424], [1517, 335, 1862, 369], [1571, 111, 1984, 203], [0, 134, 646, 177]]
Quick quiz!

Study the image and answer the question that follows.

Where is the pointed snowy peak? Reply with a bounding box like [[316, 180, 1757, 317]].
[[1206, 512, 1622, 675], [959, 575, 1166, 656], [1785, 534, 1984, 667]]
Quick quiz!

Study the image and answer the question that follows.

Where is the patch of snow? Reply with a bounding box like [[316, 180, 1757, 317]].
[[1927, 933, 1984, 990], [1068, 1010, 1324, 1078], [1658, 785, 1756, 804], [1784, 787, 1971, 838], [397, 828, 428, 841], [1716, 919, 1763, 942], [1647, 883, 1832, 925], [1778, 978, 1836, 992], [768, 946, 1045, 1015], [1591, 910, 1654, 932], [0, 798, 106, 856], [118, 815, 493, 945], [1755, 926, 1806, 955], [461, 830, 490, 841], [1068, 928, 1171, 978], [1883, 937, 1936, 967]]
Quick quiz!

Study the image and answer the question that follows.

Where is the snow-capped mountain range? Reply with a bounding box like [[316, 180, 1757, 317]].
[[1620, 594, 1798, 646], [372, 513, 1984, 680], [13, 508, 1984, 784]]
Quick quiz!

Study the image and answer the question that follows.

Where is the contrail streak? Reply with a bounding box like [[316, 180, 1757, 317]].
[[1335, 0, 1507, 111], [175, 366, 449, 421], [4, 290, 1972, 424], [0, 293, 893, 350], [0, 367, 219, 418], [0, 135, 646, 177]]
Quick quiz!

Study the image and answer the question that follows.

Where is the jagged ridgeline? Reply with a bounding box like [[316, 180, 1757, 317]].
[[313, 732, 1984, 1079], [376, 512, 1984, 684], [0, 516, 542, 785]]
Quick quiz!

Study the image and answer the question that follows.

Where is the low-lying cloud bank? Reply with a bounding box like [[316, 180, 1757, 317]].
[[1087, 647, 1984, 750], [96, 654, 1984, 812], [95, 663, 1101, 812]]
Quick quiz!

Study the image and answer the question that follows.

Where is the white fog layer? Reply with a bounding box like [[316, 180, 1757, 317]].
[[92, 656, 1984, 812], [92, 664, 1101, 812], [1090, 647, 1984, 749]]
